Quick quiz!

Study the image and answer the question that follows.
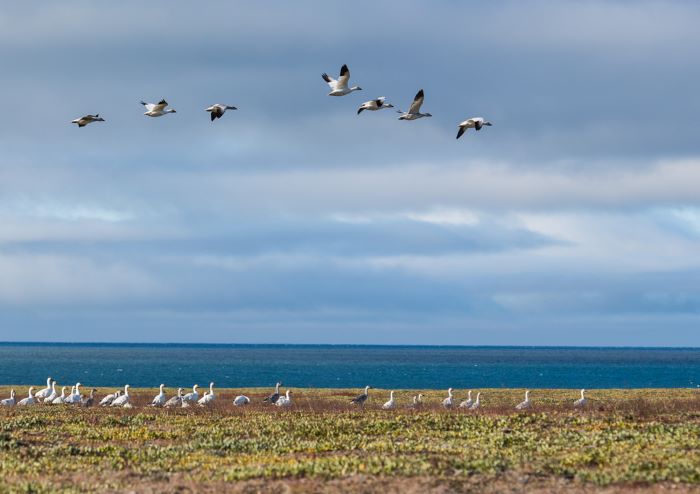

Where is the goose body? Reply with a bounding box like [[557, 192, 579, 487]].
[[35, 377, 53, 399], [456, 117, 492, 139], [263, 382, 282, 404], [141, 99, 176, 117], [81, 389, 97, 407], [111, 385, 130, 407], [410, 393, 424, 408], [574, 389, 587, 408], [515, 390, 531, 410], [198, 383, 215, 406], [44, 381, 58, 403], [469, 392, 482, 410], [52, 386, 68, 404], [382, 390, 396, 410], [350, 385, 371, 406], [72, 114, 105, 127], [442, 388, 454, 408], [233, 394, 250, 406], [182, 384, 199, 403], [357, 97, 394, 114], [275, 389, 292, 407], [205, 104, 237, 121], [398, 89, 432, 120], [17, 387, 36, 406], [321, 64, 362, 96], [65, 383, 82, 404], [164, 388, 183, 408], [151, 384, 166, 407], [459, 390, 473, 408], [99, 390, 120, 407], [0, 389, 15, 406]]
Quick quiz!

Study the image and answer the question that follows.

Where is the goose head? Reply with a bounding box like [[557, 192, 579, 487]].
[[123, 384, 130, 394], [447, 388, 453, 396], [159, 384, 165, 392], [192, 384, 199, 392], [350, 86, 362, 92], [484, 121, 493, 126], [364, 385, 371, 393], [10, 389, 15, 399], [165, 108, 177, 114], [60, 386, 67, 396]]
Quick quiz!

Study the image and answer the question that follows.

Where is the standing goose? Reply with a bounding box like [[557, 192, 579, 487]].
[[321, 64, 362, 96], [66, 383, 82, 404], [151, 384, 167, 407], [52, 386, 68, 404], [350, 385, 371, 406], [164, 388, 184, 408], [459, 390, 473, 408], [397, 89, 432, 120], [515, 390, 532, 410], [17, 387, 36, 406], [410, 393, 424, 408], [71, 114, 105, 127], [469, 392, 482, 410], [99, 390, 121, 407], [456, 117, 492, 139], [35, 377, 53, 400], [141, 99, 176, 117], [110, 385, 130, 407], [81, 389, 97, 407], [0, 389, 16, 406], [357, 97, 394, 114], [574, 389, 587, 408], [442, 388, 454, 408], [198, 383, 215, 406], [205, 104, 237, 121], [182, 384, 199, 404], [263, 382, 282, 404], [382, 390, 396, 410], [44, 380, 58, 403], [233, 394, 250, 406], [275, 390, 293, 407]]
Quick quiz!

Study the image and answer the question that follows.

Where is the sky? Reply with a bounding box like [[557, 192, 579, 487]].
[[1, 1, 700, 345]]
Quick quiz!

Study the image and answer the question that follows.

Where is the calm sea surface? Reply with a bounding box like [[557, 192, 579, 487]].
[[0, 343, 698, 389]]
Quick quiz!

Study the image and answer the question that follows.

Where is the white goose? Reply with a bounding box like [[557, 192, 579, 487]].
[[321, 64, 362, 96], [515, 390, 532, 410], [17, 387, 36, 406], [111, 385, 130, 407], [233, 394, 250, 406], [151, 384, 166, 407], [410, 393, 424, 408], [164, 388, 183, 408], [456, 117, 492, 139], [35, 377, 53, 400], [357, 97, 394, 114], [574, 389, 587, 408], [66, 383, 82, 404], [459, 390, 473, 408], [0, 389, 16, 406], [99, 390, 121, 407], [44, 380, 58, 403], [205, 104, 237, 121], [52, 386, 68, 404], [398, 89, 432, 120], [141, 99, 176, 117], [275, 390, 292, 407], [182, 384, 199, 404], [198, 383, 215, 406], [469, 392, 482, 410], [72, 114, 105, 127], [442, 388, 454, 408], [382, 390, 396, 410]]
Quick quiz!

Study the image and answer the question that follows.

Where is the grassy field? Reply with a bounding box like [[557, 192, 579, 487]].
[[0, 387, 699, 493]]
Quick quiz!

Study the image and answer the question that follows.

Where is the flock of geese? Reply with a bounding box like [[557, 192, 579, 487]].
[[69, 64, 492, 139], [0, 377, 588, 410]]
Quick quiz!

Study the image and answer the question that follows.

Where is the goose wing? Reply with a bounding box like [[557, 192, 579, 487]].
[[337, 64, 350, 87], [153, 99, 168, 112], [408, 90, 424, 114]]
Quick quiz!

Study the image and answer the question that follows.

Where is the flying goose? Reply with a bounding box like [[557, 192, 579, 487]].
[[72, 114, 105, 127], [350, 385, 371, 406], [321, 64, 362, 96], [151, 384, 167, 407], [111, 385, 130, 407], [0, 389, 15, 406], [382, 390, 396, 410], [35, 377, 53, 400], [515, 390, 532, 410], [397, 89, 432, 120], [141, 99, 176, 117], [99, 390, 121, 407], [459, 390, 473, 408], [574, 389, 587, 408], [263, 382, 282, 404], [357, 97, 394, 114], [205, 103, 237, 121], [164, 388, 183, 408], [442, 388, 454, 408], [456, 118, 492, 139], [17, 387, 36, 406]]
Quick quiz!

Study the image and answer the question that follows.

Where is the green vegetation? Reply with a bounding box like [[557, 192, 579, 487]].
[[0, 387, 698, 493]]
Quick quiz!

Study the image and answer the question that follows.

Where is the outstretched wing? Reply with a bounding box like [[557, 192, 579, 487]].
[[140, 101, 156, 112], [408, 89, 424, 114], [153, 99, 168, 112], [321, 72, 336, 89], [456, 126, 466, 139], [337, 64, 350, 87]]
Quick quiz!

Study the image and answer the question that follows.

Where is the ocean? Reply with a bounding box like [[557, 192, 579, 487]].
[[0, 343, 698, 389]]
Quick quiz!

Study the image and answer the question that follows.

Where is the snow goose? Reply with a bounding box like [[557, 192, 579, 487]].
[[275, 390, 292, 407], [182, 384, 199, 404], [233, 394, 250, 406], [35, 377, 53, 400], [382, 390, 396, 410], [350, 385, 371, 406], [574, 389, 587, 408], [198, 383, 215, 406], [81, 389, 97, 407], [398, 89, 432, 120], [111, 385, 130, 407], [66, 383, 82, 404], [515, 390, 532, 410], [469, 392, 481, 410], [410, 393, 424, 408], [141, 99, 176, 117], [44, 380, 58, 403], [99, 390, 120, 407], [459, 390, 473, 408], [164, 388, 183, 408], [263, 382, 282, 404], [321, 64, 362, 96], [456, 117, 492, 139], [151, 384, 166, 407], [17, 387, 36, 406], [357, 97, 394, 114], [206, 104, 237, 121], [442, 388, 454, 408], [52, 386, 68, 405], [0, 389, 15, 406], [72, 114, 105, 127]]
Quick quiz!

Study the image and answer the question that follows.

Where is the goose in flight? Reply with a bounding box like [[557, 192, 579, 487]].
[[574, 389, 587, 408], [0, 389, 15, 406], [111, 385, 130, 407], [515, 390, 532, 410], [350, 385, 371, 406], [72, 114, 105, 127], [164, 388, 184, 408], [357, 97, 394, 114], [459, 390, 473, 408], [17, 387, 36, 406], [398, 89, 432, 120], [442, 388, 454, 408], [275, 390, 293, 407], [141, 99, 176, 117], [382, 390, 396, 410], [35, 377, 53, 400], [456, 117, 492, 139], [233, 394, 250, 406], [206, 104, 237, 121], [151, 384, 167, 407], [99, 390, 121, 407], [263, 382, 283, 404], [469, 392, 481, 410], [52, 386, 68, 404], [321, 64, 362, 96], [182, 384, 199, 404]]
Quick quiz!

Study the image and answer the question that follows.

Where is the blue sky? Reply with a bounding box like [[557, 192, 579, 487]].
[[1, 1, 700, 345]]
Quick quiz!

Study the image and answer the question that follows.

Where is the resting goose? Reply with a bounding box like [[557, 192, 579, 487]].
[[321, 64, 362, 96], [164, 388, 183, 408], [66, 383, 82, 404], [52, 386, 68, 404], [151, 384, 166, 407], [398, 89, 432, 120], [275, 390, 292, 407], [515, 390, 532, 410], [17, 387, 36, 406], [110, 385, 130, 407], [206, 104, 237, 121], [72, 114, 105, 127], [410, 393, 424, 408], [456, 117, 492, 139], [357, 97, 394, 114], [350, 385, 371, 406], [382, 390, 396, 410], [0, 389, 15, 406], [99, 390, 121, 407], [35, 377, 53, 400], [198, 383, 215, 406], [233, 394, 250, 406], [141, 99, 176, 117], [182, 384, 199, 404]]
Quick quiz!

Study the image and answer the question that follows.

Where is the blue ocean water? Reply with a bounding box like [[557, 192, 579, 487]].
[[0, 343, 698, 389]]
